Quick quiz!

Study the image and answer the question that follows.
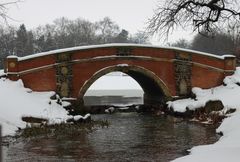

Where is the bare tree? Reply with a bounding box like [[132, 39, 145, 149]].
[[0, 25, 16, 68], [130, 31, 150, 44], [227, 22, 240, 49], [170, 39, 190, 48], [0, 0, 21, 23], [95, 17, 120, 43], [147, 0, 240, 37], [191, 31, 234, 55]]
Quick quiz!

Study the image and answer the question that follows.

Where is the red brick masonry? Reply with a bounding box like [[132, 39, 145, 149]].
[[5, 44, 236, 101]]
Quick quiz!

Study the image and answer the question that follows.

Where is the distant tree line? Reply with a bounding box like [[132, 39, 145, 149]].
[[0, 17, 149, 68], [170, 25, 240, 62]]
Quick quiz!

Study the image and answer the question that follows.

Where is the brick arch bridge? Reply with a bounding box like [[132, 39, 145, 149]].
[[5, 44, 236, 105]]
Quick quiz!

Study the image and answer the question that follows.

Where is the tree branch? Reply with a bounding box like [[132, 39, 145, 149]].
[[147, 0, 240, 38], [0, 0, 22, 23]]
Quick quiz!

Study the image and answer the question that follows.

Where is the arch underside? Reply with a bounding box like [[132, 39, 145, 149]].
[[78, 65, 172, 105]]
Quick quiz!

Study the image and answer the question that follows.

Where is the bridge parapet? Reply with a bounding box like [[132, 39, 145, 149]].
[[5, 46, 236, 73], [4, 44, 236, 103]]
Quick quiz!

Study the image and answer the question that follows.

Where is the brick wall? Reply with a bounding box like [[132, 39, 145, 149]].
[[5, 45, 236, 100]]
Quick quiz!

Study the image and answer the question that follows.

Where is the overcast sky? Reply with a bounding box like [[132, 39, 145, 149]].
[[5, 0, 194, 44]]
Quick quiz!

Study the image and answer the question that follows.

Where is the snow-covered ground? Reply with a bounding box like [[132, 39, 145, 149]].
[[0, 78, 70, 136], [169, 67, 240, 162]]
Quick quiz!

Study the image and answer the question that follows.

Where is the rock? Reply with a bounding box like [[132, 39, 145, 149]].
[[204, 100, 224, 114], [189, 100, 225, 124], [66, 117, 74, 123]]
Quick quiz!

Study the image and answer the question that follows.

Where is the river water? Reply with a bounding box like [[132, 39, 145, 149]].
[[3, 90, 219, 162]]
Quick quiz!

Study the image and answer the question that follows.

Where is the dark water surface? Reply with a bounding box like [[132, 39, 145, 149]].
[[4, 113, 219, 162], [3, 93, 219, 162]]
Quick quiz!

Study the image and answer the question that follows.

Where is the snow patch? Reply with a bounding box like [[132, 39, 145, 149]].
[[0, 78, 70, 136], [73, 115, 83, 121], [117, 64, 129, 67], [7, 55, 18, 59], [83, 113, 91, 120], [68, 114, 91, 122], [105, 107, 115, 114]]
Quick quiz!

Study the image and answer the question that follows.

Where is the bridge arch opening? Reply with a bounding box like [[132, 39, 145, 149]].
[[84, 71, 144, 106], [78, 65, 172, 105]]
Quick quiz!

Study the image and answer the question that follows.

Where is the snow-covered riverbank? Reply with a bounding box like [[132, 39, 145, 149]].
[[170, 67, 240, 162], [0, 78, 70, 136]]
